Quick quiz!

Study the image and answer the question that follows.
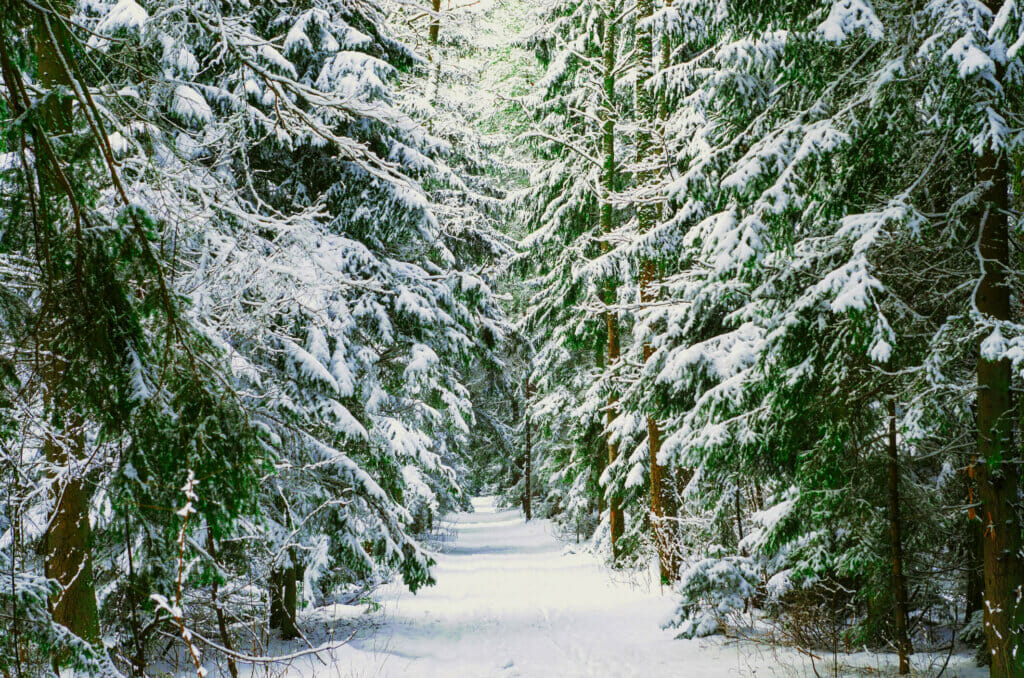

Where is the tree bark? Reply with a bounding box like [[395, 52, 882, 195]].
[[888, 399, 912, 674], [428, 0, 441, 45], [645, 349, 678, 581], [973, 139, 1023, 676], [269, 569, 284, 630], [600, 1, 624, 555], [43, 432, 100, 646]]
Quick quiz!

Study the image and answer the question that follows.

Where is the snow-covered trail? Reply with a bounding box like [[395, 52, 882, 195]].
[[293, 496, 799, 677]]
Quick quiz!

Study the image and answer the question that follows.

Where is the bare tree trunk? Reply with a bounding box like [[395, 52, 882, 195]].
[[973, 142, 1024, 677], [644, 339, 677, 581], [428, 0, 441, 44], [888, 400, 912, 674], [600, 1, 624, 556]]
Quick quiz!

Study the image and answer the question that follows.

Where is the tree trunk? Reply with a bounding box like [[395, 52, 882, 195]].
[[636, 0, 665, 579], [658, 6, 672, 125], [524, 376, 533, 521], [428, 0, 442, 104], [973, 139, 1023, 676], [637, 0, 681, 582], [428, 0, 441, 45], [281, 556, 299, 640], [644, 346, 678, 582], [32, 6, 101, 648], [635, 0, 656, 170], [125, 517, 145, 677], [43, 433, 100, 646], [7, 477, 24, 678], [207, 534, 239, 678], [269, 568, 284, 630], [888, 400, 912, 674], [600, 1, 624, 556], [734, 485, 744, 552]]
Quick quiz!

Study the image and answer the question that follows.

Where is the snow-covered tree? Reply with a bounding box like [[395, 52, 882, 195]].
[[515, 0, 649, 560], [642, 2, 1023, 672], [1, 0, 513, 671]]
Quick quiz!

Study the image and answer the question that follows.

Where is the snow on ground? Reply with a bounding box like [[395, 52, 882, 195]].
[[230, 497, 984, 677]]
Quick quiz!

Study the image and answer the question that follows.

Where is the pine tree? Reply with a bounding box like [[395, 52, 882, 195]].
[[1, 0, 514, 671], [647, 4, 1024, 664], [514, 0, 643, 558]]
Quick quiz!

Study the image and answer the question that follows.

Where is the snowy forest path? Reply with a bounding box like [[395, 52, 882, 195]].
[[294, 497, 801, 677]]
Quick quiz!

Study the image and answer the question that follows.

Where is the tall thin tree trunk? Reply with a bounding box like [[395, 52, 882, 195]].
[[600, 2, 624, 555], [734, 486, 744, 551], [658, 6, 673, 128], [636, 0, 678, 583], [888, 399, 912, 674], [973, 142, 1023, 677], [524, 376, 533, 521], [8, 465, 23, 678], [125, 517, 145, 677], [428, 0, 441, 45], [280, 493, 300, 640], [32, 6, 100, 647], [659, 8, 689, 579], [644, 345, 678, 581], [428, 0, 442, 105]]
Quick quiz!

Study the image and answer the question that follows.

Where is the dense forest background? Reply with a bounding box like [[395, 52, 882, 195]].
[[1, 0, 1023, 676]]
